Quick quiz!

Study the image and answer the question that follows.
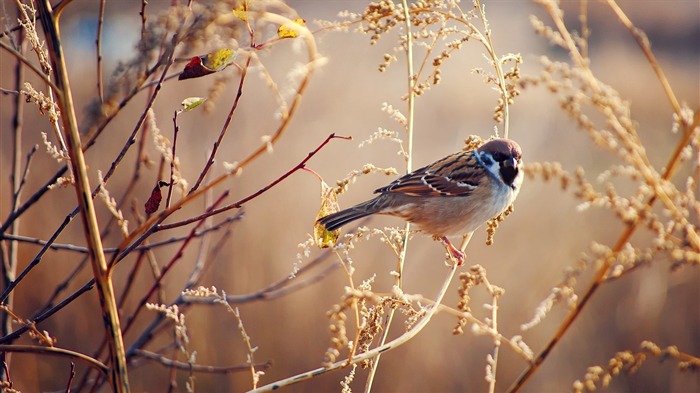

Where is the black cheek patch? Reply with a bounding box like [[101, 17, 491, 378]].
[[499, 165, 519, 187]]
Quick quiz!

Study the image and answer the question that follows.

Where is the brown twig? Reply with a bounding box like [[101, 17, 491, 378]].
[[66, 362, 75, 393], [0, 345, 108, 378], [133, 349, 272, 374], [36, 1, 129, 390], [120, 192, 229, 337], [158, 133, 351, 231], [0, 214, 241, 254], [1, 27, 26, 363], [189, 53, 252, 193], [96, 0, 105, 104], [250, 263, 459, 392], [507, 2, 700, 389]]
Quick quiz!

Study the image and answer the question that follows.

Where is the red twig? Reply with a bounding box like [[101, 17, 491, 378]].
[[189, 54, 253, 193], [160, 133, 351, 231], [121, 192, 230, 336]]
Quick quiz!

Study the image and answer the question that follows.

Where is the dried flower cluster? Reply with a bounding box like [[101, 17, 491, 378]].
[[573, 341, 700, 392]]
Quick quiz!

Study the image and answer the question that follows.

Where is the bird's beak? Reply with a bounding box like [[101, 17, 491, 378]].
[[503, 157, 517, 168]]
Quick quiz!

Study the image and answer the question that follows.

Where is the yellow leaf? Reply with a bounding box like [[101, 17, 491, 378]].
[[277, 18, 306, 39], [205, 48, 236, 71], [232, 2, 248, 21], [314, 181, 340, 248]]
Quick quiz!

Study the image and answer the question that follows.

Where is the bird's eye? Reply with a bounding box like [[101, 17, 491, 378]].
[[492, 152, 505, 162]]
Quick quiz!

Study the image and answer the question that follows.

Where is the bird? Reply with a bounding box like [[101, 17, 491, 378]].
[[316, 138, 523, 264]]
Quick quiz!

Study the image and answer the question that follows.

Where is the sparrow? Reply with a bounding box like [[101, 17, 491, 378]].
[[317, 138, 523, 264]]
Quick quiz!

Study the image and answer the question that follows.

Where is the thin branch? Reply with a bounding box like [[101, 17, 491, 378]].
[[189, 53, 252, 193], [507, 1, 700, 386], [36, 1, 129, 390], [365, 1, 415, 390], [0, 213, 242, 254], [0, 38, 59, 92], [250, 263, 458, 393], [120, 192, 229, 338], [157, 133, 350, 232], [134, 349, 272, 374], [0, 345, 108, 377], [96, 0, 105, 104], [604, 0, 682, 119]]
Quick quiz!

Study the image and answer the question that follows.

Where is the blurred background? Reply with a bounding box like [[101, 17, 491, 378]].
[[1, 0, 698, 392]]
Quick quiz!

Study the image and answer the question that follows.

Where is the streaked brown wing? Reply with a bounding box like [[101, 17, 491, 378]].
[[375, 151, 481, 197]]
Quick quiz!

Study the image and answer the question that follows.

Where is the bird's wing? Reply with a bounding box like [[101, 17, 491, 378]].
[[376, 151, 483, 197]]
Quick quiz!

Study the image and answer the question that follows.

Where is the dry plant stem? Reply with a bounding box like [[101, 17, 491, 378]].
[[0, 28, 178, 306], [0, 43, 154, 233], [1, 215, 240, 254], [334, 252, 363, 366], [433, 303, 532, 362], [121, 193, 229, 337], [190, 53, 252, 193], [0, 345, 108, 377], [115, 12, 319, 258], [166, 110, 181, 208], [250, 264, 458, 393], [459, 231, 474, 253], [1, 15, 181, 239], [579, 0, 589, 60], [508, 7, 700, 392], [157, 134, 350, 232], [472, 0, 510, 137], [125, 240, 337, 362], [0, 305, 53, 346], [1, 28, 25, 364], [36, 1, 129, 391], [483, 276, 501, 393], [1, 129, 336, 347], [0, 38, 58, 92], [604, 0, 681, 117], [0, 276, 94, 345], [0, 166, 66, 235], [134, 349, 271, 374], [364, 1, 415, 391], [102, 34, 179, 207], [14, 0, 66, 152], [0, 209, 71, 304], [66, 362, 76, 392], [139, 0, 147, 37], [96, 0, 105, 104], [85, 185, 220, 393], [231, 306, 259, 389], [509, 110, 700, 393], [181, 248, 339, 305]]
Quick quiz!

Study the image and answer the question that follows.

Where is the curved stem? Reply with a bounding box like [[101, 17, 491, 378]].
[[250, 264, 458, 393], [0, 345, 109, 377], [364, 1, 416, 391]]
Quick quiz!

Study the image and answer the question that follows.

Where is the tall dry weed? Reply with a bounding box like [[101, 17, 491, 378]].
[[0, 0, 697, 392]]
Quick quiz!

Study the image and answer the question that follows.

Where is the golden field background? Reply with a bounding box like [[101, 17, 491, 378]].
[[0, 1, 698, 392]]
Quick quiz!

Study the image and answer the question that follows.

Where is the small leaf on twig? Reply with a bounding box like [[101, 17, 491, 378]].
[[179, 49, 237, 80], [144, 181, 168, 215], [277, 19, 306, 39], [180, 97, 207, 112], [232, 3, 248, 21], [314, 180, 340, 248]]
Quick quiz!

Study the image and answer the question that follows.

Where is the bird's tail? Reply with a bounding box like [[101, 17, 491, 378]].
[[317, 204, 375, 231]]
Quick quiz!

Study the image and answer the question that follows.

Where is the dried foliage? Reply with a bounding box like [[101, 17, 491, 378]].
[[0, 0, 697, 392]]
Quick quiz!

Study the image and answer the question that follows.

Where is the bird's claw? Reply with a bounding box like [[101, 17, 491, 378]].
[[438, 236, 465, 266]]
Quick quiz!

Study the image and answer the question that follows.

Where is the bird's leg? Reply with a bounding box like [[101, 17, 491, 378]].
[[438, 236, 465, 266]]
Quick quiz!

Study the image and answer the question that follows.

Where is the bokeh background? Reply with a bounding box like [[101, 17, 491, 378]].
[[1, 1, 699, 392]]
